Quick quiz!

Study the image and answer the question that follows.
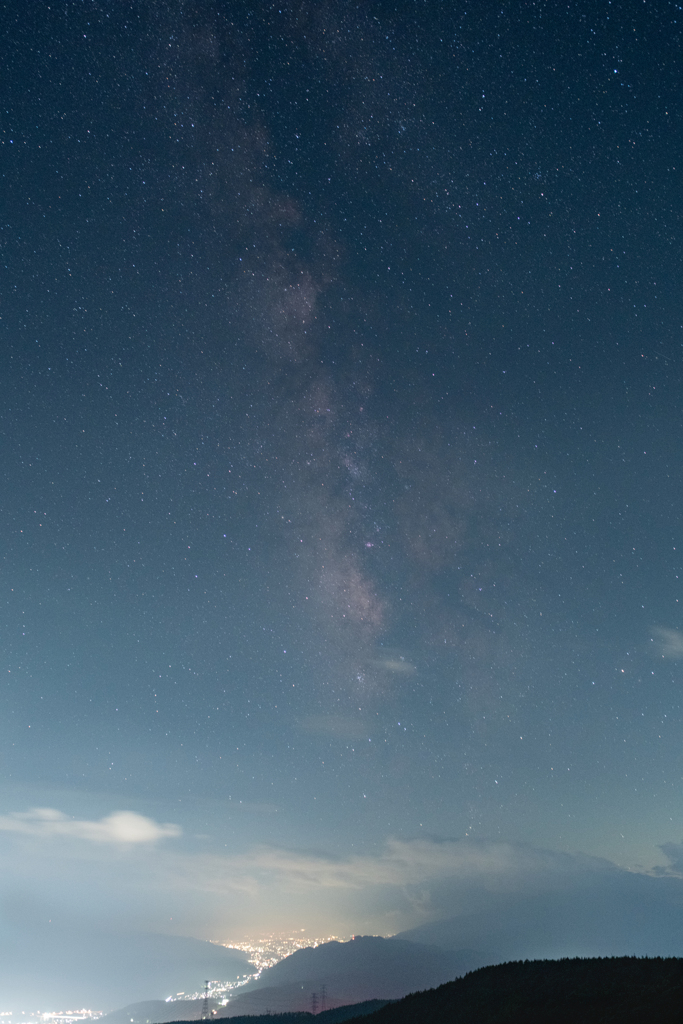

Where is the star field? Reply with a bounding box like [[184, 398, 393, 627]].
[[1, 0, 683, 1009]]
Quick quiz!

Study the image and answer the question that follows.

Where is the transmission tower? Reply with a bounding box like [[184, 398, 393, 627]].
[[201, 980, 210, 1019], [310, 991, 318, 1015], [320, 985, 327, 1013]]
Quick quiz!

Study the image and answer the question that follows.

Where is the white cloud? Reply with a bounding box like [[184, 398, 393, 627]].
[[0, 807, 181, 844], [157, 836, 612, 899], [658, 840, 683, 874], [370, 656, 417, 674], [264, 836, 600, 890], [651, 626, 683, 658]]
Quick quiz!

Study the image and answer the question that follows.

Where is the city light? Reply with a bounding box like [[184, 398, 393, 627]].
[[164, 934, 349, 1006]]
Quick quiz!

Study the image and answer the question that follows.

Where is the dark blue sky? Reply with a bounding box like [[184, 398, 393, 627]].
[[2, 0, 683, 1010]]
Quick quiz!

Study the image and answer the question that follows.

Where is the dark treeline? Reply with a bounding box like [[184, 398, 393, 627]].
[[343, 957, 683, 1024]]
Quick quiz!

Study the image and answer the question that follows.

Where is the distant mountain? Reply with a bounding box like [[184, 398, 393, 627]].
[[393, 874, 683, 962], [338, 957, 683, 1024], [218, 936, 484, 1016], [0, 927, 250, 1012]]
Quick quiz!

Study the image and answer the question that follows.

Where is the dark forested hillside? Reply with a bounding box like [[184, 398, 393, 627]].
[[341, 957, 683, 1024]]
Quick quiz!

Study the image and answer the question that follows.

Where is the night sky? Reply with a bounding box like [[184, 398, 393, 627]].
[[2, 0, 683, 1010]]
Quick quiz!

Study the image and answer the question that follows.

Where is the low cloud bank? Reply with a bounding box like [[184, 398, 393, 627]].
[[197, 836, 631, 895]]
